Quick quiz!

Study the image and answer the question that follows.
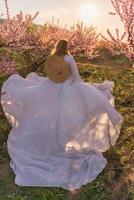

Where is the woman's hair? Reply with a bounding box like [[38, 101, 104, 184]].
[[51, 39, 70, 56]]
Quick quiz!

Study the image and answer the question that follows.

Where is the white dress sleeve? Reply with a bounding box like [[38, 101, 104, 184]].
[[67, 55, 84, 82]]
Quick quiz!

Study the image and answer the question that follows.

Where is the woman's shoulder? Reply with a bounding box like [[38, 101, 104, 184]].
[[64, 54, 74, 62], [64, 54, 73, 58]]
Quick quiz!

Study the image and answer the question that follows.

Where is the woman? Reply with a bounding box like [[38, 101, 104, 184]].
[[1, 39, 123, 190]]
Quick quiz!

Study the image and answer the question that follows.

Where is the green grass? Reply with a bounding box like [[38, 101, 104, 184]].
[[0, 60, 134, 200]]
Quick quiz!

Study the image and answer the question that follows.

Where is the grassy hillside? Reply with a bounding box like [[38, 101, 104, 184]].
[[0, 60, 134, 200]]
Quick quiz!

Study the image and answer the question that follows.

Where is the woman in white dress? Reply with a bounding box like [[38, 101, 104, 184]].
[[1, 39, 123, 190]]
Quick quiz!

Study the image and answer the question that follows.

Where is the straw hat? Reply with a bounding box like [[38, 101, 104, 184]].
[[44, 55, 70, 83]]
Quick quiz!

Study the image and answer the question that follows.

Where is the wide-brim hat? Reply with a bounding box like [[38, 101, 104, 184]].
[[44, 55, 70, 83]]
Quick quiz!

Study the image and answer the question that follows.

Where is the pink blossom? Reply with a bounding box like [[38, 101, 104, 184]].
[[105, 0, 134, 61]]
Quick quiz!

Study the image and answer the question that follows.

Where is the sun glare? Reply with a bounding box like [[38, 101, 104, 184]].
[[80, 3, 97, 23]]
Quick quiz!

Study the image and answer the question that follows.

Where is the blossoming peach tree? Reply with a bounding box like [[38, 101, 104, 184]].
[[102, 0, 134, 66], [0, 0, 42, 75], [68, 22, 99, 59]]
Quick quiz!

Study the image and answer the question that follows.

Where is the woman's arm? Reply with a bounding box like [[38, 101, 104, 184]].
[[69, 56, 84, 82]]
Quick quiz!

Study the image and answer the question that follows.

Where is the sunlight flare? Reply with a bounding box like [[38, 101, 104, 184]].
[[80, 3, 97, 23]]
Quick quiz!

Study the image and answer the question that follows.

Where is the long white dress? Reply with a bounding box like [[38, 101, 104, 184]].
[[1, 55, 123, 190]]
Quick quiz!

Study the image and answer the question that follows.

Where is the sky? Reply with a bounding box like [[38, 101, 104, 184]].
[[0, 0, 124, 36]]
